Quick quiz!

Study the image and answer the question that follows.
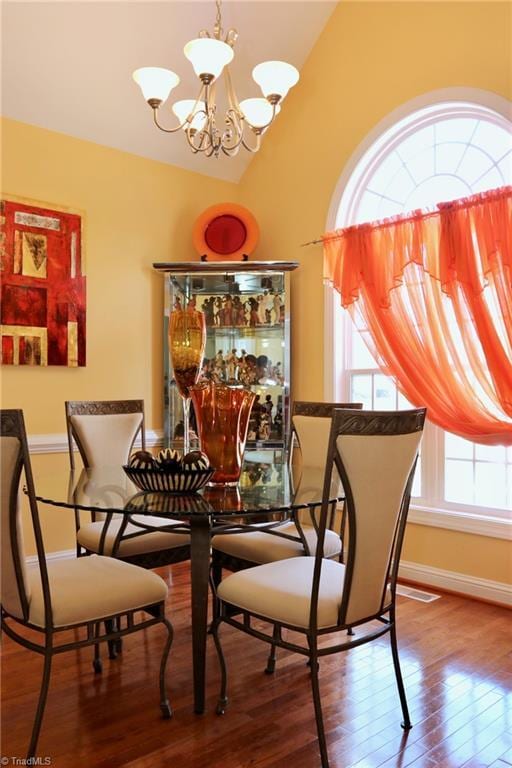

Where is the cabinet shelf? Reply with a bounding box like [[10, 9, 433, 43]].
[[155, 261, 297, 449]]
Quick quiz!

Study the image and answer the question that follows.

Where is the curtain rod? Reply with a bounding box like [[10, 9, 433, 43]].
[[300, 237, 324, 247]]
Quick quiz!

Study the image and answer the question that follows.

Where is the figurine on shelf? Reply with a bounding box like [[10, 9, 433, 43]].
[[201, 297, 215, 326], [222, 294, 234, 326], [213, 297, 222, 326], [248, 297, 259, 327], [257, 294, 266, 325], [226, 349, 238, 381], [233, 295, 246, 326], [272, 292, 282, 324], [263, 394, 274, 425], [258, 413, 271, 441], [273, 395, 283, 439], [263, 290, 274, 324]]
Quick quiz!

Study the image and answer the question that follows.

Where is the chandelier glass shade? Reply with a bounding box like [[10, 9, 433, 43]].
[[132, 1, 299, 157]]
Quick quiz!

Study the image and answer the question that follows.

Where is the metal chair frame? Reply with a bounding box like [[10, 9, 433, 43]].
[[65, 399, 191, 568], [211, 408, 426, 768], [211, 401, 363, 584], [1, 409, 174, 760]]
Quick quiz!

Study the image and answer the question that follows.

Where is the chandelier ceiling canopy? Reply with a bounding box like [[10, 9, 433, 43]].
[[133, 0, 299, 158]]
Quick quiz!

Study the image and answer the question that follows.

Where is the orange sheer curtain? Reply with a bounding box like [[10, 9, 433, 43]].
[[323, 186, 512, 445]]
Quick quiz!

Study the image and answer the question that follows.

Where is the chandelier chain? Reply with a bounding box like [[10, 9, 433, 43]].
[[214, 0, 223, 39]]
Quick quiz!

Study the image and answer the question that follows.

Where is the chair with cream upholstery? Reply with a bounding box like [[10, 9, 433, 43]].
[[1, 409, 174, 760], [65, 400, 190, 569], [211, 407, 426, 768], [211, 401, 363, 580]]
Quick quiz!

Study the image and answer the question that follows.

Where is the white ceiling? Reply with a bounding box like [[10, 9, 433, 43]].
[[1, 1, 336, 182]]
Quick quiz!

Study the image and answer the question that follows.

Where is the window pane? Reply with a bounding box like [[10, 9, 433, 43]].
[[397, 390, 413, 408], [475, 462, 507, 509], [373, 374, 396, 410], [475, 443, 506, 462], [472, 121, 512, 162], [338, 105, 512, 518], [351, 329, 377, 369], [445, 432, 473, 460], [445, 459, 474, 505], [351, 374, 372, 409]]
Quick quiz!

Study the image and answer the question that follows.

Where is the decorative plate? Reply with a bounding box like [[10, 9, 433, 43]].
[[192, 202, 259, 262], [123, 465, 214, 494]]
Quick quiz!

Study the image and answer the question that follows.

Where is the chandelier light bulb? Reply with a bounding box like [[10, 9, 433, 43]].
[[252, 60, 299, 100], [132, 67, 180, 103], [184, 38, 234, 80], [239, 98, 280, 128], [172, 100, 207, 131]]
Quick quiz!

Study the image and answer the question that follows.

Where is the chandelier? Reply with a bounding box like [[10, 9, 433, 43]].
[[132, 0, 299, 158]]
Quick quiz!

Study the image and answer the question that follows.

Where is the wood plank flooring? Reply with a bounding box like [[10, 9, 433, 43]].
[[1, 563, 511, 768]]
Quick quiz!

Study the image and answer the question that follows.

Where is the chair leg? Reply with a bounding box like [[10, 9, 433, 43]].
[[211, 617, 228, 715], [389, 620, 412, 730], [93, 623, 102, 674], [209, 558, 223, 629], [265, 624, 280, 674], [265, 643, 277, 674], [27, 647, 52, 759], [309, 642, 330, 768], [105, 619, 118, 660], [159, 617, 174, 719]]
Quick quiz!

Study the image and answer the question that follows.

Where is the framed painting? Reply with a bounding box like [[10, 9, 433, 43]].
[[0, 197, 86, 366]]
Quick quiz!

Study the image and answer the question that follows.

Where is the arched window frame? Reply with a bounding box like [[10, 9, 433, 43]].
[[324, 88, 512, 540]]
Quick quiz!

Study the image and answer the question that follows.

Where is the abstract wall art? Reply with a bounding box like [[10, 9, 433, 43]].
[[0, 198, 86, 366]]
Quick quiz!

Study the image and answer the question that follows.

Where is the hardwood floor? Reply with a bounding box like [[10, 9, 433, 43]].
[[1, 563, 511, 768]]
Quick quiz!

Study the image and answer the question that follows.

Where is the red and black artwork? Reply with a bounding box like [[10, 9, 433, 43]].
[[0, 199, 86, 366]]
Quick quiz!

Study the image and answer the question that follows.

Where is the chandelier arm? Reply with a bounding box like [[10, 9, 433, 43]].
[[151, 109, 188, 134], [241, 131, 262, 154], [185, 126, 212, 154], [224, 65, 242, 115], [221, 108, 244, 152]]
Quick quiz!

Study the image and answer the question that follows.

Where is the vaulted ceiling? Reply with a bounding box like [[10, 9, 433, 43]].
[[2, 2, 336, 182]]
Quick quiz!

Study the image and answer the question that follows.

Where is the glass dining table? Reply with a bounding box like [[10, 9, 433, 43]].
[[29, 450, 343, 714]]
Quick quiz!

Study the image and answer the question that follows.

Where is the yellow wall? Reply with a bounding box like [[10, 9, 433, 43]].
[[1, 118, 237, 555], [236, 1, 511, 586], [1, 2, 511, 588], [1, 118, 238, 433]]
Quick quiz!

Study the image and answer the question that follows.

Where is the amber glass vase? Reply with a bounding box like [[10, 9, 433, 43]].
[[169, 308, 206, 455], [190, 381, 256, 485]]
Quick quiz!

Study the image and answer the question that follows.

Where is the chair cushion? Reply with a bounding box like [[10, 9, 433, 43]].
[[27, 555, 168, 628], [217, 557, 345, 629], [212, 522, 341, 564], [77, 515, 190, 556]]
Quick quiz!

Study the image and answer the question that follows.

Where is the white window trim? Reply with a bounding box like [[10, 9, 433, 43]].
[[324, 88, 512, 542]]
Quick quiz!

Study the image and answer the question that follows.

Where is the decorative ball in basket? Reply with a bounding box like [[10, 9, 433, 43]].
[[123, 449, 213, 493]]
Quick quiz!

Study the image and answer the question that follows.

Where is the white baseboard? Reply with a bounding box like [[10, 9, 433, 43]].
[[27, 550, 511, 608], [28, 429, 164, 454], [399, 560, 511, 607]]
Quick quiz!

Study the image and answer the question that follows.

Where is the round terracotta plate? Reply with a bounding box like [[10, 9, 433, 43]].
[[193, 203, 259, 261]]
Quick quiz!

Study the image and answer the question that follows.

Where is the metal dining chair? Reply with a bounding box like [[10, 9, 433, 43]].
[[1, 409, 174, 760], [65, 399, 191, 569], [211, 407, 426, 768], [211, 401, 363, 578]]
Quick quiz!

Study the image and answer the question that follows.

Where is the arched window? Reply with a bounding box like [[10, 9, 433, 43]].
[[327, 91, 511, 533]]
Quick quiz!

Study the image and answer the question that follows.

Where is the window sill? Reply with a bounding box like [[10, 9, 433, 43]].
[[408, 504, 511, 541]]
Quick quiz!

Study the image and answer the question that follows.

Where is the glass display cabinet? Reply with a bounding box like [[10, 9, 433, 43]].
[[153, 261, 298, 449]]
